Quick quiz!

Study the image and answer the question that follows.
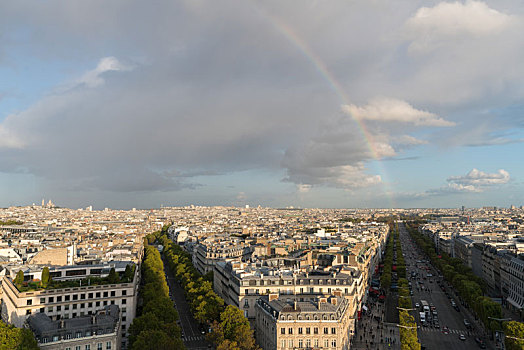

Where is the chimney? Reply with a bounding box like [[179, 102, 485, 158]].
[[330, 297, 338, 306], [269, 293, 279, 302]]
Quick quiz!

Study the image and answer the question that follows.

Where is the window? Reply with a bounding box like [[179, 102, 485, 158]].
[[85, 346, 91, 350], [66, 269, 86, 277], [298, 327, 303, 335], [40, 298, 45, 304], [26, 310, 31, 315], [306, 339, 311, 348], [96, 302, 100, 307], [314, 327, 318, 335], [76, 331, 82, 338], [288, 340, 293, 348], [298, 339, 303, 348], [97, 344, 102, 350], [106, 341, 112, 349], [103, 292, 108, 298], [122, 290, 127, 296], [88, 302, 93, 308], [110, 291, 115, 297], [331, 339, 336, 348], [65, 305, 70, 311], [103, 301, 108, 306], [81, 303, 85, 308], [306, 327, 310, 334], [96, 292, 101, 298], [331, 327, 336, 334], [324, 327, 329, 334], [281, 328, 285, 335], [314, 339, 319, 347], [76, 346, 81, 350], [40, 308, 45, 313], [89, 293, 94, 299], [48, 307, 53, 313], [66, 348, 71, 350], [73, 294, 78, 301], [53, 335, 59, 341], [65, 295, 70, 301], [288, 328, 292, 335], [81, 293, 86, 299], [281, 340, 286, 349], [122, 316, 126, 322], [122, 299, 126, 305], [27, 300, 32, 306], [57, 305, 61, 311], [42, 337, 48, 343], [324, 339, 329, 348], [57, 296, 62, 302], [48, 297, 54, 303], [73, 304, 78, 310]]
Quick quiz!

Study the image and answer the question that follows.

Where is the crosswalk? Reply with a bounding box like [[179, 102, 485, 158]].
[[183, 335, 205, 342], [419, 328, 475, 335]]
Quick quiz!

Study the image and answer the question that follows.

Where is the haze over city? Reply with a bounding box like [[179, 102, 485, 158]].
[[1, 0, 524, 209]]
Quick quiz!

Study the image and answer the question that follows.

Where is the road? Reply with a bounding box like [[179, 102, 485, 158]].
[[398, 222, 491, 350], [162, 256, 211, 350]]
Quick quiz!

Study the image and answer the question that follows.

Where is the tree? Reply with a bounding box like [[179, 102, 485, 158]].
[[124, 264, 135, 282], [107, 268, 120, 284], [504, 321, 524, 350], [13, 270, 24, 286], [0, 320, 39, 350], [41, 266, 51, 288], [218, 305, 256, 350], [131, 329, 183, 350]]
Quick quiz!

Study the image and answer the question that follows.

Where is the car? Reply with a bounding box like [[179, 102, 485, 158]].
[[442, 326, 450, 334], [464, 319, 471, 328], [415, 303, 420, 308], [459, 334, 466, 341]]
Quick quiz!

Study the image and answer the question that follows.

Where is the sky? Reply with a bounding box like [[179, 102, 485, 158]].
[[1, 0, 524, 209]]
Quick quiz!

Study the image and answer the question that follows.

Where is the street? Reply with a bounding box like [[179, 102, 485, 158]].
[[162, 256, 211, 350], [398, 222, 493, 350]]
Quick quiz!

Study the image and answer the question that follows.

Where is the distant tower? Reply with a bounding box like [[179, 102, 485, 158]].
[[42, 198, 45, 207]]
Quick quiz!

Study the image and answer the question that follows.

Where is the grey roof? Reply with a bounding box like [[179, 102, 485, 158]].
[[28, 305, 119, 340]]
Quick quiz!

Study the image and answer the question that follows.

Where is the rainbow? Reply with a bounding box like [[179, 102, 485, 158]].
[[252, 4, 395, 207]]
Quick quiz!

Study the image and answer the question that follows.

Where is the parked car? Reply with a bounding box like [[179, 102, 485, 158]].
[[459, 334, 466, 341]]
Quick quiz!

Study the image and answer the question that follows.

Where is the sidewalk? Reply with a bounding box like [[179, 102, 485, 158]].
[[352, 300, 401, 350]]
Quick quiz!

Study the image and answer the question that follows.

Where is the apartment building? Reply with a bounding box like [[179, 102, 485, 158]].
[[499, 253, 524, 318], [214, 260, 361, 324], [193, 237, 252, 274], [1, 262, 138, 349], [27, 304, 121, 350], [255, 294, 353, 350]]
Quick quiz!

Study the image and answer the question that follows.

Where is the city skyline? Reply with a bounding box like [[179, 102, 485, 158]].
[[1, 1, 524, 209]]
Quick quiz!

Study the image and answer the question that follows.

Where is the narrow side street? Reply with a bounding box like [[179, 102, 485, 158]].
[[162, 255, 211, 350]]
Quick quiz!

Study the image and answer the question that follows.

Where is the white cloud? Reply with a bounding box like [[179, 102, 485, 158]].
[[78, 57, 131, 87], [342, 98, 455, 127], [410, 168, 511, 197], [0, 125, 24, 149], [447, 168, 510, 187], [406, 1, 513, 54]]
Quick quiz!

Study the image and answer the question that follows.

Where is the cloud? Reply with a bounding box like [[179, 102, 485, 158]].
[[78, 56, 132, 88], [409, 168, 511, 198], [405, 1, 514, 54], [447, 168, 510, 187], [342, 98, 455, 127]]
